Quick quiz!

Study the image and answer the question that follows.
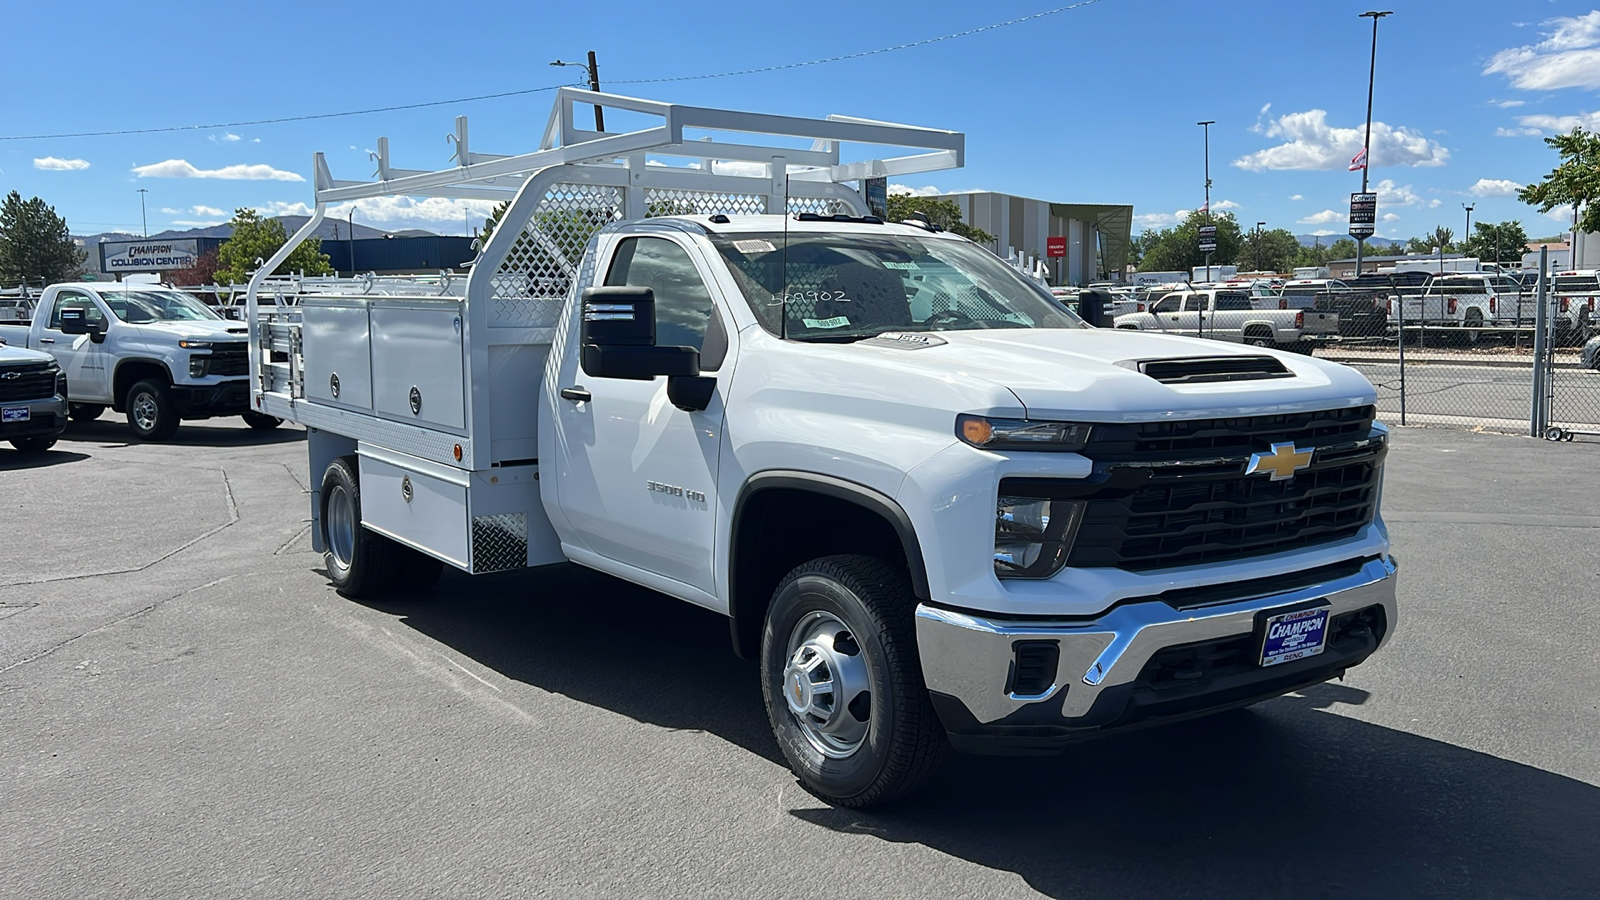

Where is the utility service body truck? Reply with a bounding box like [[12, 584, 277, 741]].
[[249, 89, 1398, 807]]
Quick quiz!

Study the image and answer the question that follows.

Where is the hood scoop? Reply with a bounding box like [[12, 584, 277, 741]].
[[226, 327, 247, 334], [1129, 355, 1292, 384]]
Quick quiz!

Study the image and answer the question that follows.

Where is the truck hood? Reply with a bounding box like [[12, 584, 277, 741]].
[[138, 320, 249, 341], [850, 328, 1375, 420], [0, 343, 55, 365]]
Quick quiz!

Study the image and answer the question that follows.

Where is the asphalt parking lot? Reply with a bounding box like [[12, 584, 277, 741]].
[[3, 416, 1598, 899]]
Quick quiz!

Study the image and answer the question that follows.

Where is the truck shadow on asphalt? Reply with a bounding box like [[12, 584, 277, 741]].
[[0, 447, 90, 470], [59, 419, 305, 447], [377, 565, 1599, 899]]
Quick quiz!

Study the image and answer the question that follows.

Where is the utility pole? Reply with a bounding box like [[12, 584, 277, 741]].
[[550, 51, 604, 131], [1355, 10, 1393, 278], [1198, 119, 1214, 283], [1463, 203, 1474, 260], [1256, 221, 1266, 271], [136, 188, 148, 238], [348, 208, 357, 275]]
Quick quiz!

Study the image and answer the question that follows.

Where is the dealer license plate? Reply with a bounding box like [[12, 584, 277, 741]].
[[1258, 606, 1330, 667], [1, 407, 29, 423]]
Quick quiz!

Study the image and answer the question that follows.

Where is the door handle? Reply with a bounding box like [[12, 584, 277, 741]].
[[38, 337, 55, 344], [560, 386, 592, 403]]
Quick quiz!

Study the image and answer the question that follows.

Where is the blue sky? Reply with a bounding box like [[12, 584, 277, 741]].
[[2, 0, 1596, 242]]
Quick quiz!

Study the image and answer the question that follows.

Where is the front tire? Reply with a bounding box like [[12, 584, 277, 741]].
[[761, 555, 946, 808], [242, 410, 283, 430], [125, 379, 180, 441], [320, 456, 404, 599], [9, 436, 57, 453], [68, 403, 105, 422]]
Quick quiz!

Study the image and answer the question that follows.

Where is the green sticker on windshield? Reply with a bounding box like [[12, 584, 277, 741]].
[[881, 261, 921, 270], [802, 316, 850, 329]]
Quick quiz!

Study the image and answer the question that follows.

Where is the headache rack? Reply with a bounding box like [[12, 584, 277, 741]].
[[245, 87, 963, 473]]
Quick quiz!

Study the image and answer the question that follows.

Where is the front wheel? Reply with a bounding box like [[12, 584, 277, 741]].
[[241, 410, 282, 430], [761, 555, 946, 808], [125, 379, 180, 441], [68, 403, 105, 422]]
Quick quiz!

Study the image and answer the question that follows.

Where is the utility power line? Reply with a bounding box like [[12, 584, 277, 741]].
[[1, 0, 1106, 142]]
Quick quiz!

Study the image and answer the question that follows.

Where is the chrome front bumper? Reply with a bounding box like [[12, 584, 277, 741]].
[[914, 555, 1397, 754]]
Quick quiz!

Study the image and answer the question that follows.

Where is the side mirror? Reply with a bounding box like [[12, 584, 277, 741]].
[[579, 286, 701, 381], [57, 307, 91, 335]]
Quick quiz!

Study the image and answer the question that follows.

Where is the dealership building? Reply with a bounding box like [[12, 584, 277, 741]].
[[935, 191, 1133, 285]]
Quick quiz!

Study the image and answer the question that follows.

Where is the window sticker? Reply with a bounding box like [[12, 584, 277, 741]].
[[733, 239, 777, 254], [802, 316, 850, 329], [881, 261, 921, 270]]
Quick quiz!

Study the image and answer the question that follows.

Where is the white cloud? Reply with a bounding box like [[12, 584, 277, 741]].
[[1428, 199, 1442, 208], [1134, 209, 1191, 230], [1544, 203, 1575, 224], [887, 184, 942, 197], [1288, 194, 1303, 201], [192, 204, 226, 217], [1382, 213, 1401, 222], [159, 207, 180, 214], [1495, 99, 1526, 108], [1484, 12, 1600, 91], [1210, 199, 1240, 211], [171, 220, 224, 227], [1298, 209, 1344, 225], [256, 196, 501, 233], [1513, 110, 1600, 134], [132, 159, 304, 181], [1307, 229, 1339, 237], [1469, 178, 1523, 198], [33, 156, 90, 171], [1496, 126, 1545, 137], [1232, 109, 1449, 171], [209, 133, 242, 143]]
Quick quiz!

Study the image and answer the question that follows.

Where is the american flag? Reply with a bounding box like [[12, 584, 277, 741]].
[[1348, 147, 1368, 171]]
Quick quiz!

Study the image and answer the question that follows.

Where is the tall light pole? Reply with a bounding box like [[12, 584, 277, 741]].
[[1256, 221, 1266, 272], [550, 51, 604, 131], [1463, 203, 1474, 259], [1354, 10, 1393, 277], [347, 207, 357, 274], [136, 188, 148, 237], [1198, 119, 1214, 283]]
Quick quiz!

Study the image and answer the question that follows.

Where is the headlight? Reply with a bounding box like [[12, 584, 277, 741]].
[[190, 355, 211, 378], [958, 415, 1092, 452], [994, 495, 1084, 579], [179, 340, 213, 349]]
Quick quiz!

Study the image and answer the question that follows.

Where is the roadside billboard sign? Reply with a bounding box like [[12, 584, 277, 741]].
[[99, 239, 200, 273], [1349, 192, 1377, 239], [1198, 225, 1217, 253]]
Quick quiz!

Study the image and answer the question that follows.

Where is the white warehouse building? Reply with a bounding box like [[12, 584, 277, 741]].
[[936, 191, 1132, 285]]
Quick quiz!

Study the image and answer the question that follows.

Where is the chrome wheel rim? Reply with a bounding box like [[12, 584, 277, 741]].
[[783, 610, 872, 759], [326, 483, 356, 569], [131, 393, 159, 432]]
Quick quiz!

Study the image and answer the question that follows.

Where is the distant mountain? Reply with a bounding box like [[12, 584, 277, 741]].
[[1294, 234, 1402, 249], [75, 217, 428, 246]]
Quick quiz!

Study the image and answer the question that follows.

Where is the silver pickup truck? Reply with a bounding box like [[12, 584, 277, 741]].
[[1115, 288, 1339, 354]]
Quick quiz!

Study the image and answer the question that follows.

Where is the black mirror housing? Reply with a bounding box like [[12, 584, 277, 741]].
[[581, 344, 700, 380], [581, 286, 656, 347], [58, 307, 92, 335]]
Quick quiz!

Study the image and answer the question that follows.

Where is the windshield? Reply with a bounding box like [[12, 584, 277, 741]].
[[708, 231, 1084, 341], [98, 288, 221, 323]]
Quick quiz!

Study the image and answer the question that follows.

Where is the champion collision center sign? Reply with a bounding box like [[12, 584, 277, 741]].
[[100, 238, 200, 273]]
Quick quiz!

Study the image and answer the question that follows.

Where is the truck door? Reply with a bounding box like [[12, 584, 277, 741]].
[[40, 290, 112, 403], [550, 234, 733, 599]]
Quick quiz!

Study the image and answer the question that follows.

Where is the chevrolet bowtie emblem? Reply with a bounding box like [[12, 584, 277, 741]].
[[1246, 442, 1314, 481]]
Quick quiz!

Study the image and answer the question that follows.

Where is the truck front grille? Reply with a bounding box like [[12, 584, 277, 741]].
[[1002, 406, 1383, 572], [0, 363, 59, 402], [206, 343, 249, 377]]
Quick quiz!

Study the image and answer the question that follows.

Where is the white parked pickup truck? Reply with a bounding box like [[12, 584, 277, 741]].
[[249, 90, 1397, 807], [1114, 288, 1339, 353], [0, 282, 283, 439]]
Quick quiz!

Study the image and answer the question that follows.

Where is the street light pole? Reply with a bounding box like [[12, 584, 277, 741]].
[[1355, 10, 1393, 277], [1256, 221, 1266, 272], [550, 51, 604, 131], [1198, 119, 1214, 284], [1463, 203, 1474, 260], [136, 188, 148, 238], [348, 208, 357, 275]]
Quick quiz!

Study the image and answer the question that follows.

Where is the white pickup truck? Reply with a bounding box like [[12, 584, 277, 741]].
[[249, 90, 1397, 807], [1114, 288, 1339, 353], [0, 282, 283, 439]]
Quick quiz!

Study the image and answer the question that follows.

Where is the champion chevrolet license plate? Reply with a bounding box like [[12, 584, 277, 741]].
[[1, 407, 29, 423], [1258, 606, 1330, 667]]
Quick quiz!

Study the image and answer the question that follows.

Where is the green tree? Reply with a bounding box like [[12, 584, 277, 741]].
[[1460, 220, 1529, 265], [1404, 236, 1434, 255], [1518, 127, 1600, 235], [1235, 227, 1301, 273], [1291, 236, 1357, 269], [1137, 210, 1244, 273], [214, 208, 333, 285], [0, 191, 85, 284], [886, 194, 994, 244]]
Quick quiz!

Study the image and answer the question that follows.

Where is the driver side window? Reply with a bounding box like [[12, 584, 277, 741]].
[[48, 291, 105, 330], [605, 237, 727, 370], [1152, 295, 1180, 314]]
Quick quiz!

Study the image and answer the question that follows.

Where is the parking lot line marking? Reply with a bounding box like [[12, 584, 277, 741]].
[[442, 654, 502, 692]]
